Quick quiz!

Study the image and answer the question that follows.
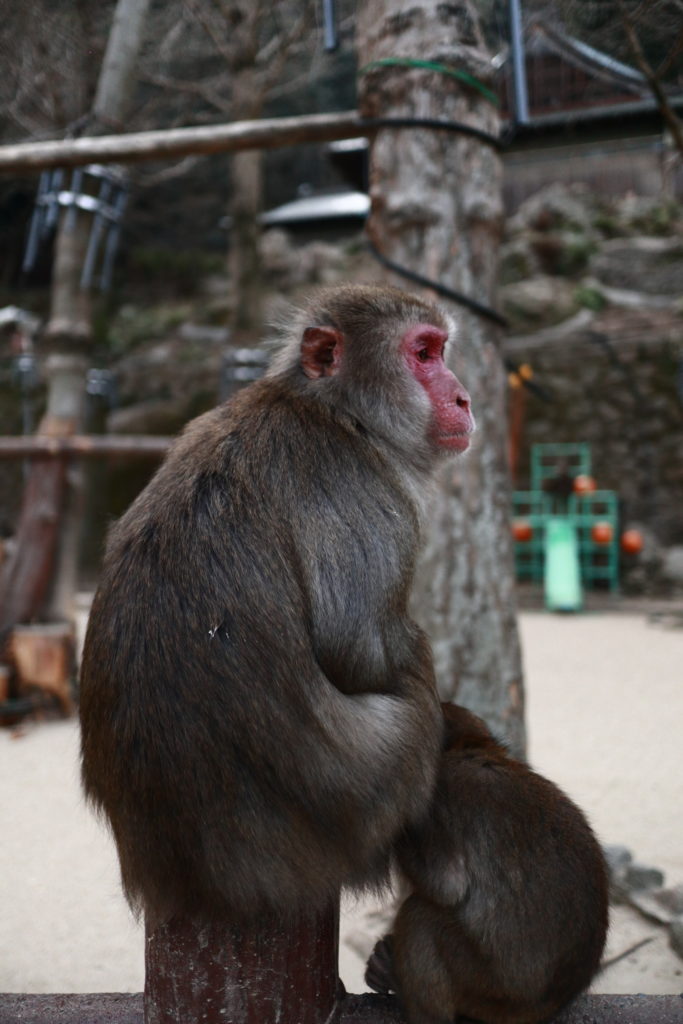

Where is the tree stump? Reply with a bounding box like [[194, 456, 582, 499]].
[[144, 902, 340, 1024]]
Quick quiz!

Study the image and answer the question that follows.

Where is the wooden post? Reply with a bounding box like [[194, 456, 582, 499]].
[[144, 902, 340, 1024]]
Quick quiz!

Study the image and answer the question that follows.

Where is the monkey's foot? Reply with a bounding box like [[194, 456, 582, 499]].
[[365, 934, 397, 995]]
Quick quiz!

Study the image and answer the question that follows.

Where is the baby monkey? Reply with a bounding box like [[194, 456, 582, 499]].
[[366, 703, 609, 1024]]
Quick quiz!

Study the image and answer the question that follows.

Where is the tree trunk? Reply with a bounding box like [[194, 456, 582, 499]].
[[93, 0, 154, 129], [0, 0, 152, 636], [357, 0, 525, 756], [229, 70, 264, 341], [40, 355, 89, 624], [44, 0, 152, 621], [228, 148, 264, 339]]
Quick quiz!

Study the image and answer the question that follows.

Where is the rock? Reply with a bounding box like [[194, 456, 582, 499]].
[[499, 275, 579, 330], [662, 547, 683, 588], [501, 230, 594, 282], [134, 341, 175, 366], [201, 274, 232, 299], [603, 849, 668, 909], [604, 844, 634, 904], [508, 183, 594, 236], [656, 886, 683, 917], [530, 231, 595, 277], [591, 237, 683, 296], [603, 844, 634, 875], [630, 885, 683, 925], [620, 525, 665, 596], [625, 864, 666, 892], [499, 237, 538, 285], [670, 916, 683, 959], [178, 322, 230, 346], [611, 194, 681, 236], [260, 228, 294, 277], [304, 241, 347, 285], [260, 230, 347, 289]]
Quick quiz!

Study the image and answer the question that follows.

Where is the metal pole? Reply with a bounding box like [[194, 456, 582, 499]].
[[322, 0, 337, 51], [509, 0, 530, 125]]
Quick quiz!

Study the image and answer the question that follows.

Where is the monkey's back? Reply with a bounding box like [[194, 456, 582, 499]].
[[80, 380, 441, 925], [397, 746, 608, 1014]]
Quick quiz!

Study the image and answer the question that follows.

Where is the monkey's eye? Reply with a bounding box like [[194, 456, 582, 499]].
[[417, 348, 430, 362]]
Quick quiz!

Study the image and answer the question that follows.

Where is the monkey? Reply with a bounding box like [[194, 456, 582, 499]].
[[542, 458, 575, 505], [79, 284, 475, 928], [366, 702, 609, 1024]]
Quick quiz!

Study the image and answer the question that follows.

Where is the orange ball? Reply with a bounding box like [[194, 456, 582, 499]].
[[591, 521, 613, 545], [573, 474, 596, 495], [621, 529, 644, 555], [512, 520, 533, 543]]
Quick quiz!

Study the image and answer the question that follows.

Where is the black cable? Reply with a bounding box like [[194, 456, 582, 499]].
[[366, 240, 508, 329], [361, 116, 503, 151], [359, 115, 507, 326]]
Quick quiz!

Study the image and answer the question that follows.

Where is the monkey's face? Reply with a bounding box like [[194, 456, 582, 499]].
[[401, 324, 474, 454]]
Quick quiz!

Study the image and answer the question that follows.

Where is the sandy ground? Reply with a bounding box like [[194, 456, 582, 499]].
[[1, 604, 682, 995]]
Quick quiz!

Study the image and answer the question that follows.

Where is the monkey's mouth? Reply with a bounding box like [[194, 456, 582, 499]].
[[436, 432, 471, 453]]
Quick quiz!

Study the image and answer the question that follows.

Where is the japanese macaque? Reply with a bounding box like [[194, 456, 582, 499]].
[[366, 703, 609, 1024], [79, 285, 475, 926]]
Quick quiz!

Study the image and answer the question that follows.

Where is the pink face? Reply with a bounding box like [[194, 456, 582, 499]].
[[401, 324, 474, 453]]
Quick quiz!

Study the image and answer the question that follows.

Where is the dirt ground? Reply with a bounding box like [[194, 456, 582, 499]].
[[1, 601, 682, 995]]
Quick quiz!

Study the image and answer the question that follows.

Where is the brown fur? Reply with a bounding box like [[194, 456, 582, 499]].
[[79, 285, 469, 926], [366, 703, 609, 1024]]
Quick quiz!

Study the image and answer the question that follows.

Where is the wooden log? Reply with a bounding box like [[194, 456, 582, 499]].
[[10, 622, 75, 715], [144, 904, 340, 1024], [0, 111, 365, 173], [0, 435, 171, 459], [0, 459, 67, 652]]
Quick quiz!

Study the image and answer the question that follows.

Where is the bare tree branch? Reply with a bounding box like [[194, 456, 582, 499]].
[[139, 69, 232, 115], [616, 0, 683, 156], [185, 0, 237, 66], [135, 154, 202, 185], [655, 25, 683, 78]]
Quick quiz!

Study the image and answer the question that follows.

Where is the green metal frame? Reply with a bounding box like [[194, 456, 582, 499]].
[[530, 442, 592, 492], [512, 490, 550, 581], [513, 444, 619, 593], [570, 491, 619, 592]]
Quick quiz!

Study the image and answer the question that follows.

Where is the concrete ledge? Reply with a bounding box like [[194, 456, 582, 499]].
[[1, 992, 683, 1024]]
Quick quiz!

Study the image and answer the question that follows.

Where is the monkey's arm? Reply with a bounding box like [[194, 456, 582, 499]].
[[296, 480, 430, 699]]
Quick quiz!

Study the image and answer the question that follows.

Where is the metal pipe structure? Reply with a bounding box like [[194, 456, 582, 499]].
[[322, 0, 338, 51], [509, 0, 530, 125]]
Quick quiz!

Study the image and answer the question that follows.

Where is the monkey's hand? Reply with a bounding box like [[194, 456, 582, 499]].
[[365, 934, 398, 995]]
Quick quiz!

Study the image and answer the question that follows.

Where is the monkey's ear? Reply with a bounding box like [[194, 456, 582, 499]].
[[301, 326, 344, 379]]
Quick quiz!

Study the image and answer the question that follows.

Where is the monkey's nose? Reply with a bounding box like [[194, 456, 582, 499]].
[[456, 392, 471, 413]]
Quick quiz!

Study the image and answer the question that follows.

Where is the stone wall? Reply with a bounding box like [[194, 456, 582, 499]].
[[499, 185, 683, 591], [506, 307, 683, 546]]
